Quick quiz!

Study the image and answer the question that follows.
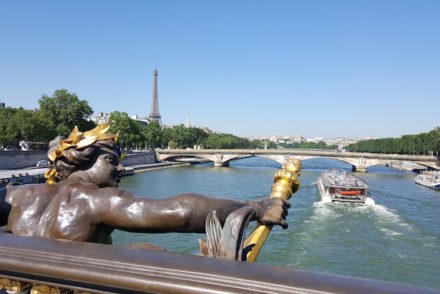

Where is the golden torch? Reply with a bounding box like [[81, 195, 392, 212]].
[[244, 158, 301, 262]]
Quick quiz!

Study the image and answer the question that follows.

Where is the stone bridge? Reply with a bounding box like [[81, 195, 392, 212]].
[[155, 149, 439, 172]]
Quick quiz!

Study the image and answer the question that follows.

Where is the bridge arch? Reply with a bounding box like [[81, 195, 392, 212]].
[[158, 153, 404, 171], [156, 153, 253, 167], [257, 155, 370, 171], [155, 149, 438, 172]]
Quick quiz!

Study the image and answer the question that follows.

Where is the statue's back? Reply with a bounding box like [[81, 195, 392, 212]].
[[6, 183, 108, 242]]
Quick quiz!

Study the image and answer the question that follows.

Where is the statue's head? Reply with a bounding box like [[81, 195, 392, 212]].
[[45, 124, 124, 187]]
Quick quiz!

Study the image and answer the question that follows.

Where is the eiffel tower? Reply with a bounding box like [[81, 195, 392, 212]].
[[148, 67, 162, 126]]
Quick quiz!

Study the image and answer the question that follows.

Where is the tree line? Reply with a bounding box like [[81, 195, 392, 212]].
[[0, 89, 95, 147], [0, 89, 269, 150], [346, 127, 440, 155], [279, 141, 338, 150], [104, 112, 271, 150], [8, 89, 435, 154]]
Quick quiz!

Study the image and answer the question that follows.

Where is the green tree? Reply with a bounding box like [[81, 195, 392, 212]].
[[184, 127, 209, 148], [205, 133, 251, 149], [7, 108, 35, 142], [143, 121, 162, 148], [171, 124, 187, 148], [346, 127, 440, 155], [161, 127, 176, 148], [167, 140, 178, 149], [0, 107, 18, 146], [249, 139, 264, 149], [38, 89, 95, 138], [0, 107, 53, 147], [279, 141, 337, 150], [32, 110, 55, 142], [162, 125, 210, 149], [109, 111, 145, 149]]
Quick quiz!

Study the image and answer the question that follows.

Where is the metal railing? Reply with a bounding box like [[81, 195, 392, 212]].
[[0, 233, 439, 294]]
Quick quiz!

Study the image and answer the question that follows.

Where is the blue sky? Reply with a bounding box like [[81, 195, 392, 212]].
[[0, 1, 439, 138]]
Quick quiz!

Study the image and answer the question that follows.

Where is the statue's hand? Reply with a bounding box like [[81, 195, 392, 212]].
[[250, 198, 290, 229]]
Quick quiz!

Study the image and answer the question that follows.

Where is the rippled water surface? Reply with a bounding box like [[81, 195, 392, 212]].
[[113, 157, 440, 289]]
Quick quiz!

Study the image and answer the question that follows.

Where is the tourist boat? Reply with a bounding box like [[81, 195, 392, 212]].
[[415, 171, 440, 190], [317, 170, 368, 203]]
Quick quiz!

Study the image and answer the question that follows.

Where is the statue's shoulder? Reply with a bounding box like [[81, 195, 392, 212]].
[[5, 183, 56, 204], [56, 182, 96, 200], [62, 182, 126, 200], [100, 186, 133, 198]]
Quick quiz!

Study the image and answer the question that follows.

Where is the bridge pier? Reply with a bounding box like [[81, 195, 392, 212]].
[[214, 160, 229, 167], [214, 154, 229, 167], [352, 165, 367, 172]]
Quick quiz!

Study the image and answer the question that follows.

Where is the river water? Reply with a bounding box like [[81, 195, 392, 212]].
[[113, 157, 440, 289]]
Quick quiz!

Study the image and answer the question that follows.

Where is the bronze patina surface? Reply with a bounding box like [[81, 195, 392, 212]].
[[0, 124, 289, 245]]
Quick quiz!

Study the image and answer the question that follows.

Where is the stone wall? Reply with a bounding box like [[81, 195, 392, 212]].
[[0, 150, 157, 170], [122, 151, 157, 166], [0, 151, 47, 169]]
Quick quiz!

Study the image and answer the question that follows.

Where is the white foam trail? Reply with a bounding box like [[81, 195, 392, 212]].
[[368, 201, 414, 231], [365, 197, 375, 205], [371, 203, 400, 220], [380, 227, 403, 237], [312, 200, 342, 221], [321, 195, 332, 203]]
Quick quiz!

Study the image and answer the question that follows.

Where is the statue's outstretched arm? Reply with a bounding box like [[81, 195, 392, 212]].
[[96, 189, 288, 233]]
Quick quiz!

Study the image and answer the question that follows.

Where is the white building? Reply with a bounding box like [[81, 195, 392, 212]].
[[131, 114, 149, 126], [89, 112, 110, 124]]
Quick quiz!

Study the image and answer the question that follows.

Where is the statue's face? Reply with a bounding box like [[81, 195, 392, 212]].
[[87, 148, 124, 188]]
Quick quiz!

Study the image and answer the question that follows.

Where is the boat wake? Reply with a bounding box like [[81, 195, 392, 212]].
[[315, 196, 374, 205], [320, 195, 332, 203], [373, 204, 411, 226], [379, 227, 403, 237], [311, 200, 341, 220], [312, 196, 413, 231], [363, 199, 417, 234], [364, 197, 375, 205]]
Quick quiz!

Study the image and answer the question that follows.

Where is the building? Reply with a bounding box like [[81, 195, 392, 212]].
[[131, 114, 149, 126], [0, 102, 5, 109], [89, 112, 110, 124]]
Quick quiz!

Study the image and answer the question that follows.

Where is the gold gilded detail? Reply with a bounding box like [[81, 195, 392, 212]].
[[244, 158, 302, 262], [31, 284, 70, 294], [44, 169, 60, 185], [45, 123, 119, 185], [0, 278, 32, 292]]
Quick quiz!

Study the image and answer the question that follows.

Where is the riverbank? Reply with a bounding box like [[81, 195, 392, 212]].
[[0, 150, 158, 170], [124, 161, 190, 175], [0, 161, 188, 187]]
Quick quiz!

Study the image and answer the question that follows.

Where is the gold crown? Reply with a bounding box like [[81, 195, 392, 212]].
[[45, 123, 120, 185], [48, 123, 119, 162]]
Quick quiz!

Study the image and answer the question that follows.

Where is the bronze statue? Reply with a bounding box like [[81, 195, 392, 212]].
[[0, 124, 290, 245]]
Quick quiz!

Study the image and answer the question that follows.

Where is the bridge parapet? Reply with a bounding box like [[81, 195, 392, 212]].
[[156, 150, 253, 167], [155, 149, 439, 172]]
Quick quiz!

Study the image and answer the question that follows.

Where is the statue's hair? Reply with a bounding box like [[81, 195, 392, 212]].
[[48, 139, 121, 181]]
